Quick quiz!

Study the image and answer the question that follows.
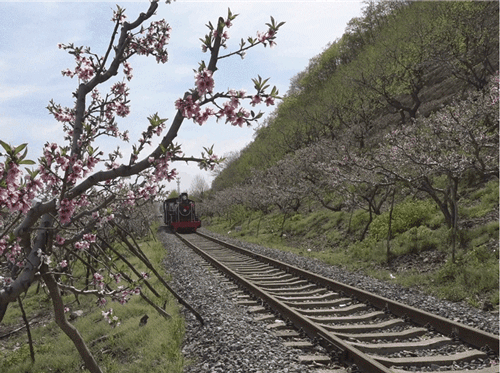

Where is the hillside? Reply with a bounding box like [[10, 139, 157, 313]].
[[211, 1, 499, 190], [201, 1, 499, 309]]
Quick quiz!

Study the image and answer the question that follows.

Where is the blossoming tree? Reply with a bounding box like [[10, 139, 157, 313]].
[[0, 2, 283, 372], [373, 74, 499, 260]]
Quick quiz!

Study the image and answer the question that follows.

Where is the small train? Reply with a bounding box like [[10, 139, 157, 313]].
[[163, 193, 201, 233]]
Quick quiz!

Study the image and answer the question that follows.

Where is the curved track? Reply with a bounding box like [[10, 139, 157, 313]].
[[176, 232, 499, 373]]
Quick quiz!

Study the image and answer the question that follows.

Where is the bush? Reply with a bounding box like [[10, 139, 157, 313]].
[[392, 226, 445, 255], [462, 180, 499, 218], [369, 198, 438, 240]]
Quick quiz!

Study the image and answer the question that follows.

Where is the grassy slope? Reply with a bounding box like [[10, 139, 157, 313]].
[[204, 180, 499, 309], [0, 232, 184, 373]]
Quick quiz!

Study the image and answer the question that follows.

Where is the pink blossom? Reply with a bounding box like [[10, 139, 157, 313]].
[[97, 298, 107, 307], [111, 9, 127, 24], [60, 260, 68, 268], [250, 95, 262, 106], [195, 69, 214, 96], [83, 233, 96, 243], [123, 61, 133, 81], [115, 102, 130, 117], [265, 96, 275, 106], [59, 198, 76, 225], [175, 95, 201, 120], [194, 107, 214, 126], [55, 235, 66, 245], [111, 82, 127, 95], [75, 241, 90, 251], [93, 272, 104, 289]]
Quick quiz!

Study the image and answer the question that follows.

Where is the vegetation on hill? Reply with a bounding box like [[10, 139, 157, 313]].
[[203, 1, 499, 308]]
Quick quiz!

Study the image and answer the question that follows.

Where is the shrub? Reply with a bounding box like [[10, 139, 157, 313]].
[[369, 198, 438, 240], [462, 180, 499, 218]]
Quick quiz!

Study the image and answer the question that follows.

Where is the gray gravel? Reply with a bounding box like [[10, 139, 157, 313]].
[[159, 230, 321, 373], [159, 228, 499, 373]]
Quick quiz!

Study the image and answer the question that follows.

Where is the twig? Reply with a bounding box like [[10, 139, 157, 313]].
[[17, 296, 35, 363]]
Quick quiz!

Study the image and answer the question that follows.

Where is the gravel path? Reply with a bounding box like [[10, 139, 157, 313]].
[[159, 228, 499, 373]]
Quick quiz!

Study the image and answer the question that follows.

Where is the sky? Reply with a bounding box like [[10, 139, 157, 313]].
[[0, 0, 365, 194]]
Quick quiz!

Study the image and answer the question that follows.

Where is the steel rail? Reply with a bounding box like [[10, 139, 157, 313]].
[[195, 231, 499, 356], [176, 232, 393, 373]]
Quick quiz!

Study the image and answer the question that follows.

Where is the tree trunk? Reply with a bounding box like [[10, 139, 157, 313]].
[[256, 212, 263, 238], [450, 176, 459, 263], [41, 269, 103, 373], [360, 203, 373, 241], [387, 186, 396, 260]]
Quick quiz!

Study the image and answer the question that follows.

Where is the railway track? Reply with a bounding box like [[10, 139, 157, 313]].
[[176, 232, 499, 373]]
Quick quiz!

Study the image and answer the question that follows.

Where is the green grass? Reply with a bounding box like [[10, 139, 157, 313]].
[[0, 233, 184, 373]]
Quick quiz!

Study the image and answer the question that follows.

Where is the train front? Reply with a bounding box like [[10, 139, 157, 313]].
[[164, 193, 201, 233]]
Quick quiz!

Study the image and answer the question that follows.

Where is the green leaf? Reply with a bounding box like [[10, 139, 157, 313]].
[[0, 140, 12, 154], [20, 159, 36, 165], [13, 143, 28, 155]]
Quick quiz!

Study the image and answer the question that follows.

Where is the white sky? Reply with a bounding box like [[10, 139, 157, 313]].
[[0, 0, 365, 193]]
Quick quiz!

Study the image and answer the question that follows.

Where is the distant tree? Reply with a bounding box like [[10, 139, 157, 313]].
[[189, 174, 210, 201], [430, 1, 499, 90]]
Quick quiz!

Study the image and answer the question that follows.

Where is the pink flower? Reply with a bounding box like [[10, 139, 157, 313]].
[[83, 233, 96, 243], [75, 241, 90, 250], [93, 272, 104, 289], [195, 107, 214, 126], [195, 69, 214, 96], [123, 61, 133, 81], [175, 95, 201, 120], [59, 199, 76, 225], [265, 96, 275, 106], [55, 235, 66, 245], [250, 95, 262, 106], [60, 260, 68, 268], [97, 298, 107, 307], [115, 102, 130, 117]]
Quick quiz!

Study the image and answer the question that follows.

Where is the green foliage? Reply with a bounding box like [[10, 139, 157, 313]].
[[348, 237, 388, 266], [349, 210, 370, 233], [0, 239, 185, 373], [462, 180, 499, 219], [392, 226, 445, 255], [228, 204, 248, 227], [434, 246, 499, 304], [369, 199, 438, 240], [211, 1, 498, 192]]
